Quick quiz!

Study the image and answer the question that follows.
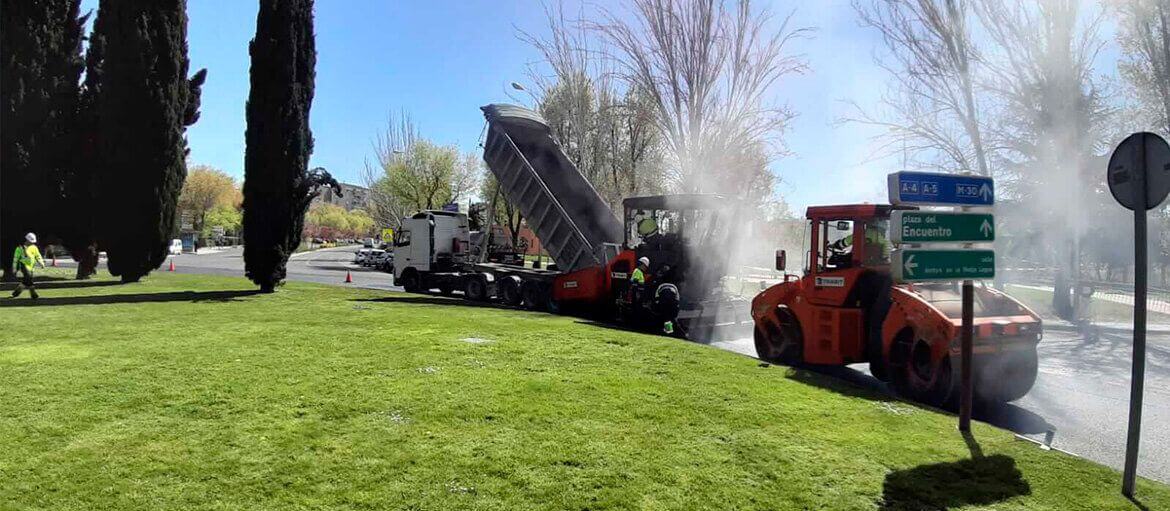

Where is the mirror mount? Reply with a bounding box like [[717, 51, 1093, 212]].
[[775, 249, 787, 272]]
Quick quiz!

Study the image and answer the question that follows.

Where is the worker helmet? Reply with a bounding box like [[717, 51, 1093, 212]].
[[24, 232, 37, 243], [638, 256, 650, 267]]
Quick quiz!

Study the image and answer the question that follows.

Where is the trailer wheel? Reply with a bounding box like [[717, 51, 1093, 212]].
[[892, 340, 954, 408], [498, 276, 522, 306], [464, 277, 489, 301], [522, 281, 547, 311], [754, 307, 802, 365], [400, 269, 422, 294]]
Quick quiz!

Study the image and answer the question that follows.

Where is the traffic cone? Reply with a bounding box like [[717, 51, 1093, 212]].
[[168, 260, 176, 272], [344, 271, 353, 283]]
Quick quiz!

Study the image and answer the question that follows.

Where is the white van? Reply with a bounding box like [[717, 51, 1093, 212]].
[[169, 239, 183, 255]]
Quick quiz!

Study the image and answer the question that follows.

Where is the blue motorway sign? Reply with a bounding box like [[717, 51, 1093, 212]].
[[887, 171, 994, 207]]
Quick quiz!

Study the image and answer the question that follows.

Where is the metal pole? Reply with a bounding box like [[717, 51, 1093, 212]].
[[1122, 138, 1148, 497], [479, 188, 501, 264], [960, 278, 974, 432]]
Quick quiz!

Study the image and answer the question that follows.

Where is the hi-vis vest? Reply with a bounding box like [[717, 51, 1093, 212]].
[[631, 267, 645, 284]]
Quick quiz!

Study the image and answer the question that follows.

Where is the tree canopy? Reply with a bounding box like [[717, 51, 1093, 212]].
[[243, 0, 331, 292], [91, 0, 204, 283], [178, 165, 239, 236]]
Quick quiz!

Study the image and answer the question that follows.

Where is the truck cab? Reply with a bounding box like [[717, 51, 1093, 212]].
[[393, 210, 470, 291]]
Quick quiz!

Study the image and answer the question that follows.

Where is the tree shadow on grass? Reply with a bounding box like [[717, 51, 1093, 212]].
[[352, 294, 505, 310], [879, 433, 1031, 510], [780, 365, 1055, 435], [0, 280, 123, 291], [0, 289, 259, 307]]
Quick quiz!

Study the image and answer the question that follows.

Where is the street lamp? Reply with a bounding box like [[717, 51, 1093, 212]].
[[510, 82, 526, 91]]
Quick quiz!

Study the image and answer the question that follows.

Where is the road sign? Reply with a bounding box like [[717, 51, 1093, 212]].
[[1108, 132, 1170, 212], [888, 171, 994, 207], [890, 211, 994, 244], [891, 249, 995, 283], [1108, 132, 1170, 497], [382, 228, 394, 241]]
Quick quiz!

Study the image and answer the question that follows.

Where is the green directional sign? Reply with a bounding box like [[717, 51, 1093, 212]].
[[890, 211, 994, 244], [891, 249, 995, 283]]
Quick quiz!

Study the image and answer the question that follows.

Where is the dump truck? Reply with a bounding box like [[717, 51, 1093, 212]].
[[751, 204, 1042, 405], [391, 104, 737, 333]]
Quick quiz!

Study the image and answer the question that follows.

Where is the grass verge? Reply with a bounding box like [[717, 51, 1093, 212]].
[[1, 273, 1166, 510], [1005, 284, 1170, 325]]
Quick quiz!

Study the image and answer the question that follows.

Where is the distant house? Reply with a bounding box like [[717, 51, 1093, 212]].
[[312, 182, 370, 211]]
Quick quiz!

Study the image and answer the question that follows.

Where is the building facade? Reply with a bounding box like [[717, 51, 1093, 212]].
[[313, 182, 370, 211]]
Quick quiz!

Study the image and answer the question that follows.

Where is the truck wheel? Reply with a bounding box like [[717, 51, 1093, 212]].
[[464, 277, 488, 301], [754, 308, 802, 365], [498, 276, 522, 306], [522, 281, 547, 311], [892, 340, 954, 408], [400, 269, 421, 294]]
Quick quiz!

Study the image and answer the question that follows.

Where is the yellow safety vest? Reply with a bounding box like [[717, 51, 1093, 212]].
[[13, 244, 43, 271], [631, 267, 645, 284]]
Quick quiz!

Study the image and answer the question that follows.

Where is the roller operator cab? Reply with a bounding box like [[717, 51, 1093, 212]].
[[752, 204, 1043, 406]]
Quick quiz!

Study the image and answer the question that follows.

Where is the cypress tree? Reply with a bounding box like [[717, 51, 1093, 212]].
[[0, 0, 86, 280], [244, 0, 337, 292], [91, 0, 205, 283]]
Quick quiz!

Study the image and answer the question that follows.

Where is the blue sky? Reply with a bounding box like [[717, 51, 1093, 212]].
[[81, 0, 1097, 214]]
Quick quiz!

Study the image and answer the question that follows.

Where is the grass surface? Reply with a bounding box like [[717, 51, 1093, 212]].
[[1, 273, 1167, 510]]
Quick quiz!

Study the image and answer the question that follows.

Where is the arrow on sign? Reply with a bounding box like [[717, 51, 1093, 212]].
[[980, 219, 993, 237], [979, 183, 992, 202], [904, 254, 918, 277]]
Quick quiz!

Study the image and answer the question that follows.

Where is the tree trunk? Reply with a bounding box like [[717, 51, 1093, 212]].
[[72, 244, 98, 279]]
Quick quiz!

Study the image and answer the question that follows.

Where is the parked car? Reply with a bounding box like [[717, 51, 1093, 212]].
[[354, 248, 373, 265], [169, 239, 183, 255], [374, 251, 394, 272], [361, 249, 385, 267]]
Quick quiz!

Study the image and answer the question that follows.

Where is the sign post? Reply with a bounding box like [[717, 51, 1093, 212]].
[[889, 171, 996, 433], [1107, 132, 1170, 497]]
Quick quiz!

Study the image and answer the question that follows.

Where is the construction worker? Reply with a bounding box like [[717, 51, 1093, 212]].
[[827, 221, 890, 266], [11, 232, 46, 299], [631, 256, 650, 285]]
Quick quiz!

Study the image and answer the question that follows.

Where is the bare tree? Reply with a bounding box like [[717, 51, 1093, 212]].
[[362, 112, 419, 229], [518, 1, 663, 210], [1116, 0, 1170, 137], [596, 0, 808, 201], [975, 0, 1114, 317], [1115, 0, 1170, 285], [847, 0, 991, 176]]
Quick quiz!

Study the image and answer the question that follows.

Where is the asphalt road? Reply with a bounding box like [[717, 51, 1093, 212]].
[[170, 245, 400, 291], [70, 246, 1170, 483]]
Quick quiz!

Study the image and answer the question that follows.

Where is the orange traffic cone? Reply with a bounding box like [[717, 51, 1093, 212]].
[[344, 271, 353, 283], [168, 260, 176, 272]]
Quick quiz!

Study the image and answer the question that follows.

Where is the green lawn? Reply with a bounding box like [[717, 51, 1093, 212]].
[[1, 273, 1166, 510]]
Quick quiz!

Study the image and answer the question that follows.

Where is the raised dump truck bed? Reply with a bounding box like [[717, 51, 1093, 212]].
[[481, 104, 623, 272]]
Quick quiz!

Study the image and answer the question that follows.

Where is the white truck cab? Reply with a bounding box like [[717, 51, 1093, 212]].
[[393, 211, 470, 288]]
